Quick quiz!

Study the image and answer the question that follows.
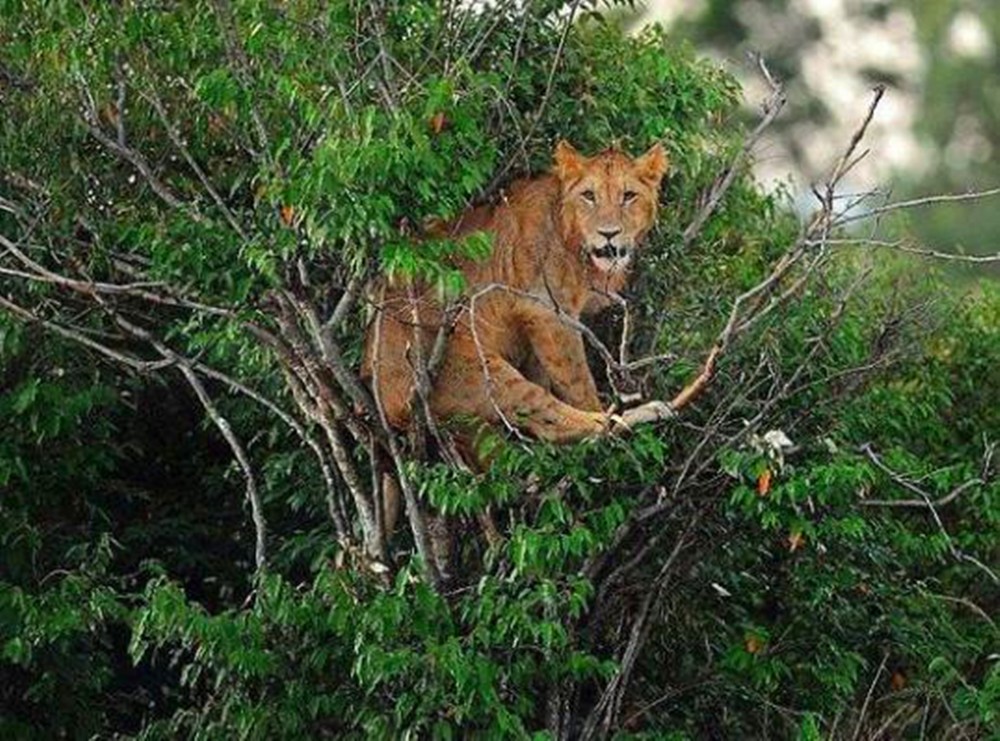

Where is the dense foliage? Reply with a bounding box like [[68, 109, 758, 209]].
[[1, 1, 996, 738]]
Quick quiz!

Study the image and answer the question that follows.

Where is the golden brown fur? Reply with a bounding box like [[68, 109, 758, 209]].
[[363, 141, 669, 449]]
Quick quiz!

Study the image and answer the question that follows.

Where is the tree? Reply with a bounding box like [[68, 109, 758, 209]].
[[1, 1, 997, 737]]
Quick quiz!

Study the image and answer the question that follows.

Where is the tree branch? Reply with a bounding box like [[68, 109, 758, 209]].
[[681, 54, 786, 248]]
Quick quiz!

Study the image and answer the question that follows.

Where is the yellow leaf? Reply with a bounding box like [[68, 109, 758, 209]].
[[757, 469, 772, 496], [429, 111, 448, 134], [745, 634, 764, 654]]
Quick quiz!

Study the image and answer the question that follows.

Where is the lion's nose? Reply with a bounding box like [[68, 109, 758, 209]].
[[598, 227, 622, 240]]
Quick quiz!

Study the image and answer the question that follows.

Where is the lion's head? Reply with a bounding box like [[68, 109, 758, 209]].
[[553, 140, 669, 280]]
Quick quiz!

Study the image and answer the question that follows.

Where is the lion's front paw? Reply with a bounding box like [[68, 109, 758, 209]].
[[619, 400, 674, 429]]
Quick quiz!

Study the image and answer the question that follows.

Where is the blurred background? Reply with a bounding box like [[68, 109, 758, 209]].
[[628, 0, 1000, 268]]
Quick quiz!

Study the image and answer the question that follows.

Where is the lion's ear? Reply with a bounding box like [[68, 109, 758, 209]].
[[553, 140, 585, 182], [635, 143, 669, 186]]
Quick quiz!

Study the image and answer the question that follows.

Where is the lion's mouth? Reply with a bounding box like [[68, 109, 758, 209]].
[[589, 244, 630, 273]]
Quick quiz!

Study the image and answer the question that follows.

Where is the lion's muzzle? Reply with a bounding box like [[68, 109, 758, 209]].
[[589, 241, 632, 273]]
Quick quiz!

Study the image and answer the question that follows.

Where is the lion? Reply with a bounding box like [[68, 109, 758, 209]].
[[362, 141, 673, 541]]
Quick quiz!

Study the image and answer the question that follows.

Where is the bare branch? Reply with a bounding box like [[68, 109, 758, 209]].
[[325, 269, 367, 330], [1, 234, 163, 293], [861, 478, 982, 509], [581, 511, 701, 740], [836, 187, 1000, 229], [861, 444, 998, 584], [821, 236, 1000, 264], [192, 361, 352, 544], [682, 54, 786, 248], [852, 651, 889, 741], [178, 361, 267, 573], [107, 310, 269, 573], [478, 0, 583, 196], [824, 85, 886, 208], [657, 85, 889, 418], [0, 295, 169, 371]]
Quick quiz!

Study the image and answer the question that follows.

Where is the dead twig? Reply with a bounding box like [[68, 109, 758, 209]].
[[836, 187, 1000, 229], [852, 651, 890, 741], [580, 511, 700, 740], [681, 54, 786, 248], [861, 443, 998, 584]]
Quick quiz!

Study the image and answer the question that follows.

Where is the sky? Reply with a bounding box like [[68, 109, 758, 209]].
[[639, 0, 994, 191]]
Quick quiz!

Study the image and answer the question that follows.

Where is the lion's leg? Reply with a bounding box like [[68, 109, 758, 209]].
[[381, 471, 454, 580], [520, 350, 553, 395], [382, 471, 401, 543], [519, 306, 602, 411], [472, 356, 609, 443]]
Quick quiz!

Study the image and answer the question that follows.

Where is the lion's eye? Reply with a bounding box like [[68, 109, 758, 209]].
[[622, 190, 637, 204], [581, 189, 596, 203]]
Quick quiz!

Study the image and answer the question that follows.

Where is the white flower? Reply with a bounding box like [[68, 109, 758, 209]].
[[763, 429, 794, 450]]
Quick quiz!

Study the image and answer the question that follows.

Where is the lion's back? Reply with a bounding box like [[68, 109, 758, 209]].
[[362, 173, 576, 429]]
